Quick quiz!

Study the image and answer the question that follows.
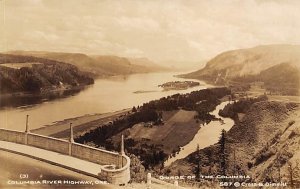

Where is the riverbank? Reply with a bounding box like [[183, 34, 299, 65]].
[[0, 72, 212, 131], [0, 85, 91, 109], [163, 101, 234, 166], [164, 100, 300, 187], [75, 87, 231, 170], [31, 108, 131, 139]]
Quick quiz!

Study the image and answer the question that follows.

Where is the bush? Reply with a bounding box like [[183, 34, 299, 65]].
[[254, 148, 276, 165], [289, 120, 295, 126]]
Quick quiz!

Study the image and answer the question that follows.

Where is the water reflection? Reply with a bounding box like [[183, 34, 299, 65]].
[[0, 72, 213, 131], [0, 87, 88, 109]]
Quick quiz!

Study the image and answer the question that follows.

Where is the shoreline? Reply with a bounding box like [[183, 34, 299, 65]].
[[31, 108, 131, 138], [0, 84, 91, 98], [0, 85, 92, 109], [164, 101, 234, 166]]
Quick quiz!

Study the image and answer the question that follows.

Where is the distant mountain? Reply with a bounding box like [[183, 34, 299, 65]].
[[7, 51, 168, 77], [0, 54, 94, 94], [128, 57, 170, 72], [182, 45, 300, 95], [161, 60, 207, 72]]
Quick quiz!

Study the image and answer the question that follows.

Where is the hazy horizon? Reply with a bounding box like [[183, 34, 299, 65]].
[[1, 0, 300, 66]]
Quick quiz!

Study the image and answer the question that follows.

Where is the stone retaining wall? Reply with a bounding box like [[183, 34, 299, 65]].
[[71, 143, 120, 166], [0, 129, 25, 144], [0, 128, 130, 185], [27, 133, 70, 155]]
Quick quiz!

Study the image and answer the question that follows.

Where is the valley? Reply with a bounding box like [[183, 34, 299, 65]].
[[68, 45, 300, 187], [75, 87, 231, 169], [0, 52, 171, 108], [1, 45, 300, 188], [2, 1, 300, 188]]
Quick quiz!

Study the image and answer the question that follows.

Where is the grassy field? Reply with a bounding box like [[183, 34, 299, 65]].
[[240, 82, 300, 103], [121, 109, 200, 154]]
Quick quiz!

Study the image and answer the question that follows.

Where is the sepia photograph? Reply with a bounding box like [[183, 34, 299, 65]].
[[0, 0, 299, 188]]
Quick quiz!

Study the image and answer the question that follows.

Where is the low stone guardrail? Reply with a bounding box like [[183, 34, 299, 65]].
[[0, 128, 130, 185]]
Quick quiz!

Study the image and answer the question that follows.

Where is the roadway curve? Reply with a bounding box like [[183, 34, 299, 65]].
[[0, 150, 112, 189]]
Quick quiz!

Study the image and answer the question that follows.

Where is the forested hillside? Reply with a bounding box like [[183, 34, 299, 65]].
[[0, 54, 94, 94], [7, 51, 169, 77]]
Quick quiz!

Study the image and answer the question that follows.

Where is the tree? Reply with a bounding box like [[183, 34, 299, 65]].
[[288, 161, 300, 188], [218, 129, 228, 176], [177, 169, 182, 177], [132, 106, 137, 112], [195, 144, 202, 181]]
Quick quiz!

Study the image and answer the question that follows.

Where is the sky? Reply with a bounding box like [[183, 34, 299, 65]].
[[1, 0, 300, 64]]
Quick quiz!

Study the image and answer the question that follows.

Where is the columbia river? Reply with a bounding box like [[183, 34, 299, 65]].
[[0, 72, 213, 131]]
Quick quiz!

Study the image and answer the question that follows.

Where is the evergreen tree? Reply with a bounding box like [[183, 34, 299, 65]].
[[195, 144, 202, 181], [218, 129, 228, 176]]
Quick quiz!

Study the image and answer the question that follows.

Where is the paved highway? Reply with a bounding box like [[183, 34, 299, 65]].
[[0, 150, 111, 189]]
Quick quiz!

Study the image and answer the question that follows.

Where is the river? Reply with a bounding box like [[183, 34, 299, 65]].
[[164, 101, 234, 166], [0, 72, 213, 131]]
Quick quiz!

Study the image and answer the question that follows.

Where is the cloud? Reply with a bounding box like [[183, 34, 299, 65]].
[[116, 17, 160, 32], [1, 0, 300, 64]]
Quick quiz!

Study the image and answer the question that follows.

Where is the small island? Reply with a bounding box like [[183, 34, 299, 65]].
[[158, 81, 200, 91], [133, 90, 156, 94]]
